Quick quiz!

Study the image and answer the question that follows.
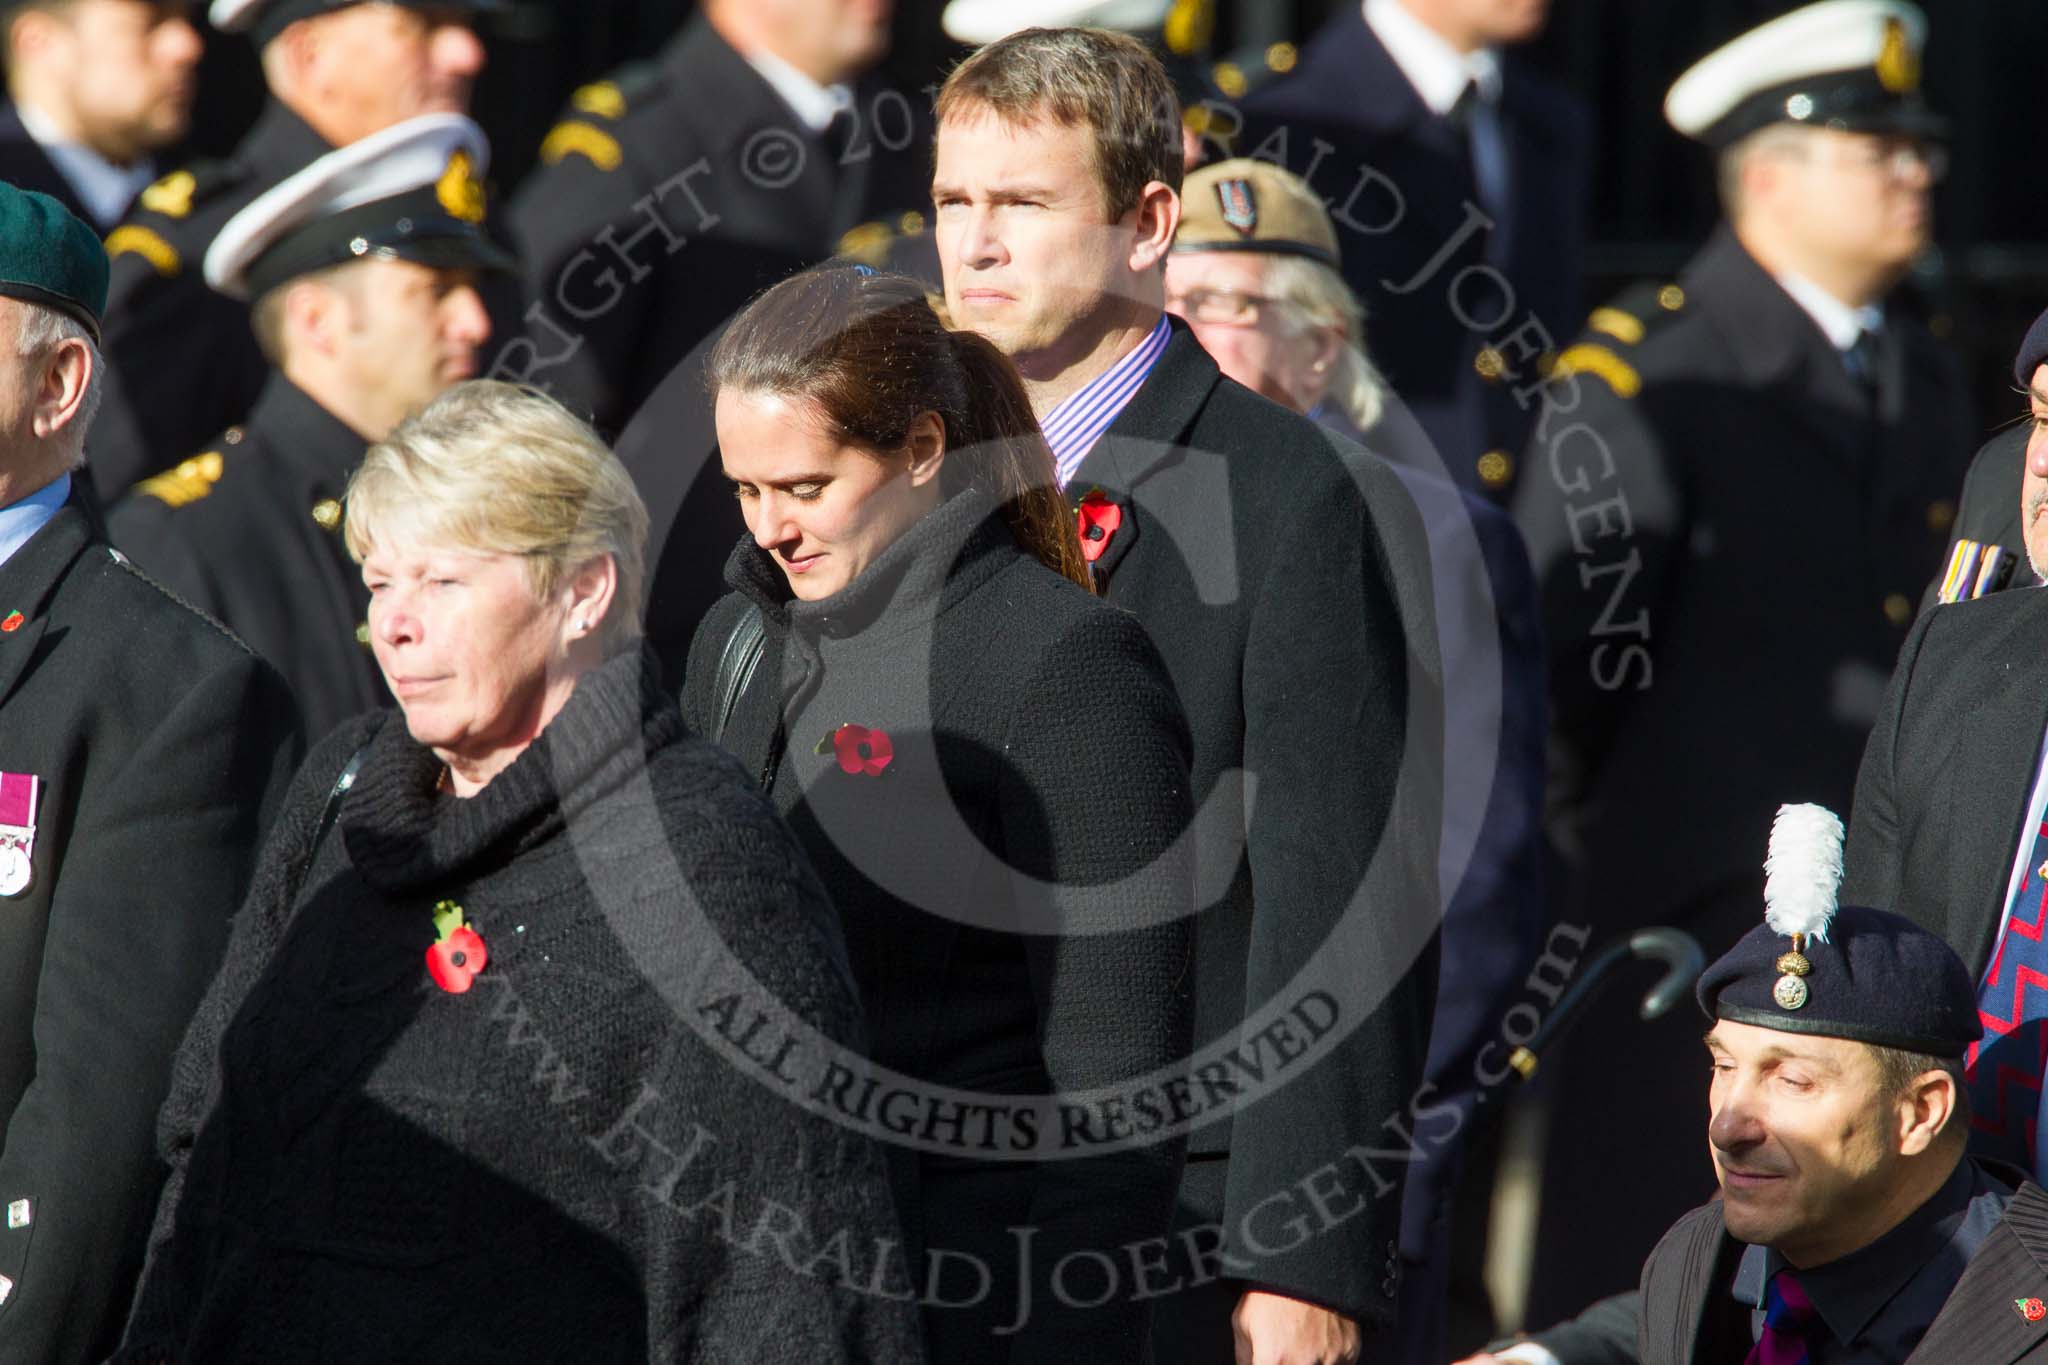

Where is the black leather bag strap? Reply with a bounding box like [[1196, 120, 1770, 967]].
[[711, 605, 766, 744]]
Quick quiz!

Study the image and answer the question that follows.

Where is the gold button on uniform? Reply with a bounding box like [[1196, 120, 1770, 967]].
[[355, 622, 371, 647], [1927, 500, 1955, 533], [1473, 346, 1505, 381], [1883, 593, 1912, 626], [311, 498, 341, 531], [1657, 284, 1686, 311], [1477, 450, 1514, 489]]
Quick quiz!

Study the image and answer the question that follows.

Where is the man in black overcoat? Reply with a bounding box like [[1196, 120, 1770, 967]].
[[923, 29, 1442, 1365], [1840, 362, 2048, 1181], [1508, 2, 1975, 1319], [0, 0, 202, 230], [109, 113, 511, 741], [1221, 0, 1591, 501], [0, 184, 301, 1365], [499, 0, 935, 433], [1918, 310, 2048, 612], [88, 0, 493, 502]]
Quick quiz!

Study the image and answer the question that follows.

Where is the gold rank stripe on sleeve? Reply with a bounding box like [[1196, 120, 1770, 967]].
[[539, 122, 623, 171], [133, 451, 224, 508], [1587, 307, 1645, 345], [1550, 343, 1642, 399], [138, 169, 196, 218], [570, 80, 627, 121], [104, 226, 180, 277]]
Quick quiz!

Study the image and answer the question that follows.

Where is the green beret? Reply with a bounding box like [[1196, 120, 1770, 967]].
[[0, 183, 108, 342]]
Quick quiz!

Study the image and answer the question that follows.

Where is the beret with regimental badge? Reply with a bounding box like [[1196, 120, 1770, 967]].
[[209, 0, 499, 48], [0, 182, 107, 341], [1696, 803, 1979, 1057], [1664, 0, 1945, 149], [205, 112, 514, 300], [1175, 158, 1340, 268]]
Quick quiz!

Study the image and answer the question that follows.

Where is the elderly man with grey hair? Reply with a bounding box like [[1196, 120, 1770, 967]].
[[0, 182, 301, 1365]]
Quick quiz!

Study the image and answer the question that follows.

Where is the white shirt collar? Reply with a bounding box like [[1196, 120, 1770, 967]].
[[742, 46, 855, 135], [1363, 0, 1503, 116], [13, 102, 152, 230], [1773, 270, 1885, 352]]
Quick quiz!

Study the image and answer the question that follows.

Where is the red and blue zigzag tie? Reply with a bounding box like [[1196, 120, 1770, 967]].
[[1968, 815, 2048, 1171]]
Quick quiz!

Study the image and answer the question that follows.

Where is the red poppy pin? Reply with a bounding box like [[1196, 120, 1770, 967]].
[[1076, 489, 1122, 564], [426, 899, 487, 993], [816, 723, 893, 776], [2018, 1297, 2047, 1323], [0, 612, 21, 633]]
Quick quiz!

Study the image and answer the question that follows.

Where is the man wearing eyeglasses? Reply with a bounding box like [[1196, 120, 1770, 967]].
[[1505, 0, 1976, 1334]]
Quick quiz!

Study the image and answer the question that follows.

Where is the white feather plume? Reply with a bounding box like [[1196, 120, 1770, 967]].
[[1763, 804, 1844, 943]]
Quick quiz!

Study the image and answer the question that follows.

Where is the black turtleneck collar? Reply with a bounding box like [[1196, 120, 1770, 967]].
[[341, 645, 681, 896], [247, 372, 372, 490], [722, 486, 1023, 643]]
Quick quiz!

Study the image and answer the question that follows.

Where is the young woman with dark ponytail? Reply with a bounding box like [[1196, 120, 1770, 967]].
[[681, 267, 1196, 1365]]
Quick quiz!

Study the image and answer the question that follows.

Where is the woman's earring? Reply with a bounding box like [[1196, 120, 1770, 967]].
[[571, 617, 586, 633]]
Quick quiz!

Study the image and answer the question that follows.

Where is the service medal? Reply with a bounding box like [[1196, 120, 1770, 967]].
[[0, 772, 40, 898], [0, 843, 30, 897]]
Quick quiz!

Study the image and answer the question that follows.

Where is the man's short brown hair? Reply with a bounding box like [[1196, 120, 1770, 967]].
[[935, 26, 1184, 220]]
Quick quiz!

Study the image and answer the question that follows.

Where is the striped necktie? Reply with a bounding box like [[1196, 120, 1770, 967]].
[[1746, 1271, 1818, 1365], [1968, 812, 2048, 1169]]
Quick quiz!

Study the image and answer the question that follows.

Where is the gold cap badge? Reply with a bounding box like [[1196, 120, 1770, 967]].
[[1876, 17, 1919, 95], [436, 151, 485, 224]]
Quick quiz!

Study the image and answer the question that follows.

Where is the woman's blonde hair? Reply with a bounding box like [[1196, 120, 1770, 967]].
[[344, 380, 650, 654]]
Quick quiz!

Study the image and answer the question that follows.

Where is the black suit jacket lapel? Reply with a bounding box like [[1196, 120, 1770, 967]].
[[1949, 607, 2048, 975], [1064, 323, 1219, 584], [0, 497, 91, 712], [1912, 1182, 2048, 1362]]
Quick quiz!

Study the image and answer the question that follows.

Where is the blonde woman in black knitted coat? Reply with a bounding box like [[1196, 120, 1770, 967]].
[[116, 382, 922, 1365], [681, 269, 1197, 1365]]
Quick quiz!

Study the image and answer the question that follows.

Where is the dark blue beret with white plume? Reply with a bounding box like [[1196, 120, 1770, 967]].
[[1698, 804, 1979, 1057]]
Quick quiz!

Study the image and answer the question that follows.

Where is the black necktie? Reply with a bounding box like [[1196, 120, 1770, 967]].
[[1844, 328, 1883, 401], [821, 107, 855, 172]]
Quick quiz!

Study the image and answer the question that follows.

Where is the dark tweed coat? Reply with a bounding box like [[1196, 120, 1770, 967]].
[[119, 649, 921, 1364], [683, 490, 1196, 1365]]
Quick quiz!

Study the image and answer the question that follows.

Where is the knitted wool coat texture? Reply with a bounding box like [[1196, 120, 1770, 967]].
[[683, 489, 1198, 1365], [116, 647, 923, 1364]]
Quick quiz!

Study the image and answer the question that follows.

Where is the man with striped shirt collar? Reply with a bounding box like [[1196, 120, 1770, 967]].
[[934, 27, 1449, 1365]]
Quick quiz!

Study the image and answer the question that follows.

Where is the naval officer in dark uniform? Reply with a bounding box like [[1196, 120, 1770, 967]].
[[0, 0, 202, 231], [89, 0, 492, 503], [1225, 0, 1592, 500], [109, 113, 508, 740], [1509, 0, 1975, 1324], [501, 0, 934, 433], [0, 182, 300, 1365]]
